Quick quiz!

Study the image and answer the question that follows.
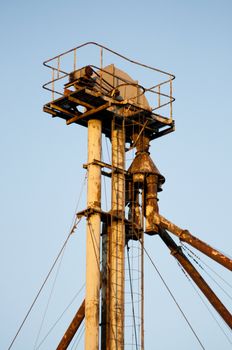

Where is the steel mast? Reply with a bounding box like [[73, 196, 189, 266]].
[[42, 42, 232, 349]]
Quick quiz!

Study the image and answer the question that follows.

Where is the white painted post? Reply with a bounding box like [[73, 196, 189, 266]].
[[85, 119, 102, 350]]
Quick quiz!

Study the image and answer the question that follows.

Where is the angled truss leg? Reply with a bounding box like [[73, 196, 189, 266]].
[[158, 227, 232, 329], [156, 214, 232, 271], [56, 300, 85, 350]]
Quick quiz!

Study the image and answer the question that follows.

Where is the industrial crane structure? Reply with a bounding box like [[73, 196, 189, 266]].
[[42, 42, 232, 350]]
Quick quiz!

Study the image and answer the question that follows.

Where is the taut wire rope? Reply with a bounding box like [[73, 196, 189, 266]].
[[181, 243, 232, 292], [185, 251, 232, 301], [177, 261, 232, 346], [8, 172, 87, 350], [87, 221, 101, 273], [141, 243, 206, 349], [69, 320, 85, 349], [7, 217, 82, 350], [33, 246, 66, 349], [126, 243, 139, 350], [35, 284, 85, 349]]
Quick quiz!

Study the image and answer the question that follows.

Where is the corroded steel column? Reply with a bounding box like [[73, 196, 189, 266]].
[[109, 117, 125, 350], [85, 119, 102, 350], [101, 222, 110, 350]]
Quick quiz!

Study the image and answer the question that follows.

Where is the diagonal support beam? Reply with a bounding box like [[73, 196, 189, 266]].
[[66, 102, 110, 125], [50, 103, 79, 119], [68, 96, 94, 109], [155, 214, 232, 271], [56, 300, 85, 350], [158, 228, 232, 329]]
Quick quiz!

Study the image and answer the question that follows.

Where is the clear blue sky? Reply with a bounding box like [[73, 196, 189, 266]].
[[1, 1, 232, 349]]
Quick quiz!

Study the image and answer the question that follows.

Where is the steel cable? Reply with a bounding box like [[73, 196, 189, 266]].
[[8, 227, 69, 348], [7, 173, 87, 350], [177, 262, 232, 346], [87, 221, 101, 272], [181, 243, 232, 291], [35, 284, 85, 349], [33, 247, 66, 349], [126, 243, 139, 350], [70, 321, 85, 350], [141, 243, 206, 350], [7, 217, 82, 350], [185, 252, 232, 301]]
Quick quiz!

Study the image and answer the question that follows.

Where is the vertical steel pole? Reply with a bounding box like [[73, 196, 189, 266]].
[[101, 222, 109, 350], [109, 116, 125, 350], [141, 191, 145, 350], [85, 119, 102, 350]]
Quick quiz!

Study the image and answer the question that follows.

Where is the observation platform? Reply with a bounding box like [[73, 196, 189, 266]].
[[43, 42, 175, 144], [44, 80, 174, 142]]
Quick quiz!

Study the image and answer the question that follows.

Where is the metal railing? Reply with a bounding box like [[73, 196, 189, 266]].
[[43, 42, 175, 121]]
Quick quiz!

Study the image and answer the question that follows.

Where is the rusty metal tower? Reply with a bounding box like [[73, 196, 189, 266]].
[[43, 42, 232, 350]]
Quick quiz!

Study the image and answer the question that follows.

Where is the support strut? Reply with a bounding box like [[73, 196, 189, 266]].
[[159, 228, 232, 329], [56, 300, 85, 350], [156, 214, 232, 271]]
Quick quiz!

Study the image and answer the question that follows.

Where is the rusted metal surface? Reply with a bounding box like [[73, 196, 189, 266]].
[[128, 152, 165, 191], [156, 214, 232, 271], [159, 228, 232, 329], [69, 65, 94, 83], [109, 117, 125, 350], [83, 159, 128, 175], [85, 119, 102, 350], [145, 174, 159, 234], [56, 300, 85, 350], [129, 186, 142, 228], [42, 42, 177, 350], [128, 132, 165, 236], [101, 223, 108, 350], [128, 133, 165, 187], [66, 102, 110, 125], [50, 102, 79, 119], [68, 95, 94, 109], [43, 42, 175, 117], [43, 42, 175, 142], [44, 84, 174, 141], [101, 221, 112, 350], [42, 41, 232, 348]]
